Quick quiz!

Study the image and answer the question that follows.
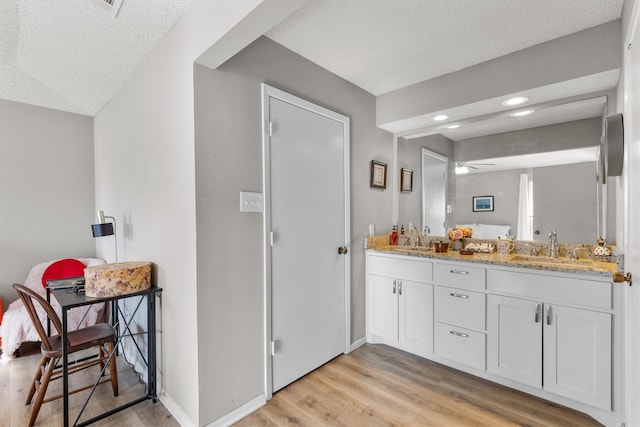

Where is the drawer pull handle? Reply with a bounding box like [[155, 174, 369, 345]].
[[450, 293, 469, 299], [534, 303, 541, 323], [450, 270, 469, 275], [450, 330, 469, 338], [392, 279, 396, 294]]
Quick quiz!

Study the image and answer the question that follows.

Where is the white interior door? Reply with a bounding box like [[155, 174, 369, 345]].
[[422, 148, 447, 236], [263, 85, 350, 394]]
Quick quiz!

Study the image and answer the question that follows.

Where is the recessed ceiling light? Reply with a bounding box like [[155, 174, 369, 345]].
[[502, 96, 530, 107], [434, 115, 448, 121], [510, 109, 534, 117], [447, 124, 460, 129]]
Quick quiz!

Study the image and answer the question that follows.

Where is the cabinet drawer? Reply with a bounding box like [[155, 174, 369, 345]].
[[435, 322, 486, 370], [368, 255, 433, 282], [487, 269, 611, 309], [435, 286, 486, 330], [434, 263, 485, 290]]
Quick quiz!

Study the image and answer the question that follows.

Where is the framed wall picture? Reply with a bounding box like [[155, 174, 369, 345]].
[[400, 168, 413, 193], [473, 195, 494, 212], [370, 160, 387, 189]]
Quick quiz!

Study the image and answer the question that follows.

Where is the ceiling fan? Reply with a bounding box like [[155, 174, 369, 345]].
[[455, 161, 495, 174]]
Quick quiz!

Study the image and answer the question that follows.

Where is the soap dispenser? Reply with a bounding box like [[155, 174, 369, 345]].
[[390, 225, 398, 245]]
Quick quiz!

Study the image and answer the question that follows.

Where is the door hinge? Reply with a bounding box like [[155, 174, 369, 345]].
[[270, 231, 275, 246], [271, 340, 278, 356], [269, 121, 273, 137]]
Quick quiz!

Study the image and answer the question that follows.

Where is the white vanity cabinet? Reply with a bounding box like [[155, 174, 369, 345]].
[[543, 303, 611, 409], [365, 251, 618, 424], [487, 296, 542, 388], [366, 253, 434, 357], [487, 270, 612, 410]]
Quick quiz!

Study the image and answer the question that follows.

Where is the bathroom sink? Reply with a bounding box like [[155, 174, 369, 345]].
[[511, 255, 597, 270], [510, 255, 596, 267], [393, 246, 433, 253]]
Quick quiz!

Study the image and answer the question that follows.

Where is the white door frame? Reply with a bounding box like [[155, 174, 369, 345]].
[[261, 84, 351, 399], [421, 148, 448, 235], [623, 1, 640, 424]]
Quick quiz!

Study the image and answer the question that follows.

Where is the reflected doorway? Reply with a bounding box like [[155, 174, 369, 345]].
[[422, 148, 447, 236]]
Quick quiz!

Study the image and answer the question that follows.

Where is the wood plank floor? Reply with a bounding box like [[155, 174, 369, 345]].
[[0, 343, 178, 427], [235, 344, 602, 427]]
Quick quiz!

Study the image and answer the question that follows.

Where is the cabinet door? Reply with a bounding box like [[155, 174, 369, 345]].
[[543, 304, 611, 410], [398, 279, 433, 357], [487, 295, 542, 388], [367, 275, 398, 343]]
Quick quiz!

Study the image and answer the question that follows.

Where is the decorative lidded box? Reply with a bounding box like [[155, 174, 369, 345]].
[[84, 261, 152, 298]]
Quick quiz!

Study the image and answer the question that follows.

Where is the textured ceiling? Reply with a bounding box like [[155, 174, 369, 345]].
[[0, 0, 192, 116], [0, 0, 625, 124], [267, 0, 624, 96]]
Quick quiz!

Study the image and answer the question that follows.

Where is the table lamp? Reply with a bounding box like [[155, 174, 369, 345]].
[[91, 210, 118, 262]]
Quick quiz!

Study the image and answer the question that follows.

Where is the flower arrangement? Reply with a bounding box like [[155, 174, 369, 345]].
[[447, 227, 473, 240]]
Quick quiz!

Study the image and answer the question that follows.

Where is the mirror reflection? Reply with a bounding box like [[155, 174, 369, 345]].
[[396, 115, 615, 245]]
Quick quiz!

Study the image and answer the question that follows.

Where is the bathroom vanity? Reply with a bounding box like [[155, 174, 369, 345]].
[[365, 247, 622, 426]]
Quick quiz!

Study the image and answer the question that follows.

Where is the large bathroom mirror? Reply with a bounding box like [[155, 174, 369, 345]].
[[396, 111, 616, 245]]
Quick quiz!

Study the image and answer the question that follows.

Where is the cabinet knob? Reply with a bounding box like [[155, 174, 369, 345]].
[[338, 246, 348, 255], [613, 272, 632, 286]]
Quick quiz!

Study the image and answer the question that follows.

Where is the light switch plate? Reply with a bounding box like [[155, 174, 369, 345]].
[[240, 191, 264, 212]]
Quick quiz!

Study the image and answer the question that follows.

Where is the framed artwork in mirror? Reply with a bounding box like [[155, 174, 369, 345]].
[[370, 160, 387, 189], [473, 195, 494, 212], [400, 168, 413, 193]]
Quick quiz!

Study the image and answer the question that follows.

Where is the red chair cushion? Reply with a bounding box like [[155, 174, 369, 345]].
[[41, 259, 87, 288]]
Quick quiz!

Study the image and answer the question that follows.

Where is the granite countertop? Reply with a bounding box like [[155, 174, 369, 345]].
[[368, 244, 619, 278]]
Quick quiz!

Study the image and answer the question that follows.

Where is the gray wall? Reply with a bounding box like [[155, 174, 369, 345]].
[[0, 99, 95, 306], [455, 163, 597, 243], [194, 36, 392, 423], [455, 117, 603, 161], [533, 162, 598, 243], [456, 169, 522, 231], [397, 135, 454, 232]]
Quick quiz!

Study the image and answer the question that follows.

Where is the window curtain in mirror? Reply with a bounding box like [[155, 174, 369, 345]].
[[517, 173, 533, 240]]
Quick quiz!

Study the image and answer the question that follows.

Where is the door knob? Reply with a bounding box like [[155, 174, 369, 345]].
[[338, 246, 348, 255]]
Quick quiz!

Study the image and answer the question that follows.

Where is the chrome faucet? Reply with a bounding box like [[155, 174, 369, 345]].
[[523, 243, 538, 256], [549, 229, 558, 258], [569, 248, 578, 259]]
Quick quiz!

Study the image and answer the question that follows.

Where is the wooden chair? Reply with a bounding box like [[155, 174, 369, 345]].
[[12, 284, 119, 427]]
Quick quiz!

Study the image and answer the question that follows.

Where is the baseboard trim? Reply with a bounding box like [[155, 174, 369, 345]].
[[206, 395, 267, 427], [160, 393, 197, 427], [350, 336, 367, 352]]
